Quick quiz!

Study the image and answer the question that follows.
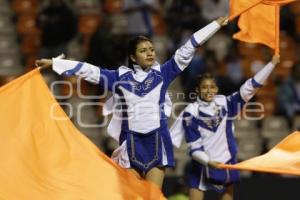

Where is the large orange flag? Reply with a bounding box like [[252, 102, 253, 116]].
[[0, 69, 165, 200], [229, 0, 297, 54], [221, 131, 300, 176]]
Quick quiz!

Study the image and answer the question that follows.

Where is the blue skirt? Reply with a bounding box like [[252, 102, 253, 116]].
[[188, 157, 240, 193], [123, 127, 175, 174]]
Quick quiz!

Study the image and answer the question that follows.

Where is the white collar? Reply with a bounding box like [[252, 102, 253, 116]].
[[131, 62, 161, 82], [132, 64, 150, 82]]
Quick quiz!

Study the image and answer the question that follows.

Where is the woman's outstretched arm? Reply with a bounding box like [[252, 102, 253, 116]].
[[35, 57, 119, 91], [239, 55, 280, 102], [226, 55, 280, 117], [161, 16, 228, 84]]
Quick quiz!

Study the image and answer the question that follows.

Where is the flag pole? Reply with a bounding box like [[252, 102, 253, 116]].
[[275, 5, 280, 56]]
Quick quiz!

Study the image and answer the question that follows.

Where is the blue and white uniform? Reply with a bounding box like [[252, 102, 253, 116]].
[[170, 61, 276, 191], [52, 21, 222, 174]]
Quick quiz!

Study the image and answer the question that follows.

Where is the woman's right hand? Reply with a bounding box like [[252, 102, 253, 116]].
[[35, 59, 53, 68], [208, 161, 222, 169]]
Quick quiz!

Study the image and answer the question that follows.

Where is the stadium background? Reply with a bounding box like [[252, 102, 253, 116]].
[[0, 0, 299, 199]]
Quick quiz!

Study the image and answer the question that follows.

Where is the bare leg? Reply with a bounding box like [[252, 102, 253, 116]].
[[145, 167, 165, 188], [189, 188, 204, 200], [129, 168, 142, 179], [221, 185, 234, 200]]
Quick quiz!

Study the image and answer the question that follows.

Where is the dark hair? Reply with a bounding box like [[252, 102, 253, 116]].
[[196, 73, 216, 86], [127, 36, 152, 69]]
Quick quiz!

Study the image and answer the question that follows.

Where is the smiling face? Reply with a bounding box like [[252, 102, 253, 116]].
[[197, 78, 219, 102], [130, 41, 156, 70]]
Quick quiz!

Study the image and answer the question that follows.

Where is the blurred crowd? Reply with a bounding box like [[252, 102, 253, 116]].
[[0, 0, 299, 195]]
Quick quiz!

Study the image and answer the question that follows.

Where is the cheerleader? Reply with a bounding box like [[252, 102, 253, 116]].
[[35, 16, 228, 189], [170, 55, 280, 200]]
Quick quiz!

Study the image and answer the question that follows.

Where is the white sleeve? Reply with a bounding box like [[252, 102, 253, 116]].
[[192, 21, 221, 46], [240, 62, 275, 102], [169, 111, 185, 148], [192, 151, 210, 166], [174, 21, 221, 70], [189, 138, 210, 166], [52, 58, 79, 75], [52, 58, 101, 84], [253, 62, 275, 85]]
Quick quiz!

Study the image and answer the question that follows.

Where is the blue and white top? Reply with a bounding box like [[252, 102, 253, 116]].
[[52, 21, 222, 171], [170, 61, 276, 190], [170, 61, 276, 163]]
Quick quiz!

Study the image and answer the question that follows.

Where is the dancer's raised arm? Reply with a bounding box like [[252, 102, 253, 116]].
[[161, 16, 228, 84]]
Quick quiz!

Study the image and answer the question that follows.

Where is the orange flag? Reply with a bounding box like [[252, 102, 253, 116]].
[[221, 131, 300, 176], [0, 69, 165, 200], [229, 0, 297, 54], [229, 0, 262, 19]]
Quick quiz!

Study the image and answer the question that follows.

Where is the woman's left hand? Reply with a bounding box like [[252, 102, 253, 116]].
[[271, 54, 280, 65], [216, 16, 229, 27]]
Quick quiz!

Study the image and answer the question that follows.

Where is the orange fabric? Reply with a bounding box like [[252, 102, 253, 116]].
[[229, 0, 297, 54], [229, 0, 262, 20], [229, 0, 296, 19], [221, 131, 300, 176], [233, 3, 278, 50], [0, 69, 165, 200]]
